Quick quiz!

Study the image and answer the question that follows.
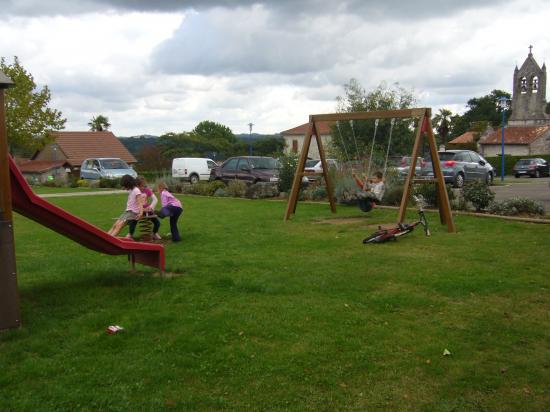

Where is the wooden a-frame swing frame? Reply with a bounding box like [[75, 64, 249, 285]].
[[283, 107, 456, 233]]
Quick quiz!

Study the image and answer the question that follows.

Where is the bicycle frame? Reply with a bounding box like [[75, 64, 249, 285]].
[[363, 196, 430, 244]]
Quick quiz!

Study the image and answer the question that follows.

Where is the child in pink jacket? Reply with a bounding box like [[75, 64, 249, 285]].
[[156, 182, 183, 242]]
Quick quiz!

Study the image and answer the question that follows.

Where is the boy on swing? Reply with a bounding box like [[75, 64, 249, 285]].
[[352, 170, 385, 212]]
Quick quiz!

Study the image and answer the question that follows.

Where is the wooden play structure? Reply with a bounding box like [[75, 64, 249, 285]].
[[284, 108, 456, 233]]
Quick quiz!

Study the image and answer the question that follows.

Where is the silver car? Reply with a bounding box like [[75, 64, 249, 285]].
[[421, 150, 495, 187], [80, 158, 137, 180]]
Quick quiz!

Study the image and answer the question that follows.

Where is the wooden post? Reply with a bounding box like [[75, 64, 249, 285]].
[[0, 70, 21, 330]]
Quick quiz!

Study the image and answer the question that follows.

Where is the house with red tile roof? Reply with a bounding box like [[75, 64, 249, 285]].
[[479, 125, 550, 156], [281, 121, 333, 159], [18, 160, 71, 184], [32, 131, 136, 173]]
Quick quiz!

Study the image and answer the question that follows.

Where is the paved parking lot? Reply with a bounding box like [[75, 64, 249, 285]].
[[492, 177, 550, 211]]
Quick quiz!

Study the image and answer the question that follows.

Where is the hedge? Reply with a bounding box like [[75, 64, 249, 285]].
[[483, 154, 550, 176]]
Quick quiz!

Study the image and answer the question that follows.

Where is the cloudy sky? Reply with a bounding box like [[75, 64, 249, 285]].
[[0, 0, 548, 136]]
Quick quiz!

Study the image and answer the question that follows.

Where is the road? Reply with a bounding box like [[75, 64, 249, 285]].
[[492, 177, 550, 211]]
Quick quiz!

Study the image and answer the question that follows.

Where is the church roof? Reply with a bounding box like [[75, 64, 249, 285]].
[[448, 131, 476, 144], [481, 125, 550, 145]]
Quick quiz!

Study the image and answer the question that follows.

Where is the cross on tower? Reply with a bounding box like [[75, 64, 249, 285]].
[[529, 45, 533, 54]]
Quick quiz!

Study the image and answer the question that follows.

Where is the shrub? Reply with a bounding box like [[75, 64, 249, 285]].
[[77, 179, 89, 188], [299, 185, 327, 201], [411, 183, 455, 208], [245, 182, 279, 199], [461, 180, 494, 211], [381, 183, 404, 206], [225, 179, 248, 197], [213, 188, 226, 197], [278, 153, 298, 193], [99, 177, 121, 188], [208, 180, 226, 194], [488, 197, 544, 216]]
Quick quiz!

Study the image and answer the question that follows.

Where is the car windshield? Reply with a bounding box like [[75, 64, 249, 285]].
[[306, 159, 319, 167], [516, 159, 532, 165], [438, 152, 456, 161], [249, 157, 279, 169], [100, 159, 129, 169]]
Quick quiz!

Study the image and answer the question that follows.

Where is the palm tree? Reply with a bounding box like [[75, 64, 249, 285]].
[[88, 115, 111, 131], [432, 108, 453, 147]]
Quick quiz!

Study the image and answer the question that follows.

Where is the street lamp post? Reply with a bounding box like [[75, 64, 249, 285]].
[[497, 96, 510, 182], [248, 122, 254, 156]]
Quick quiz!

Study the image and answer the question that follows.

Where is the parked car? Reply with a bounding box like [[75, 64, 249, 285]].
[[304, 158, 338, 173], [80, 158, 137, 180], [420, 150, 495, 187], [210, 156, 280, 184], [512, 158, 549, 178], [172, 157, 217, 184], [304, 158, 338, 181], [396, 156, 423, 178]]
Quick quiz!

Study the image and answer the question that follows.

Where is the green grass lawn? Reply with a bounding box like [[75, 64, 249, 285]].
[[30, 186, 120, 194], [1, 194, 549, 411]]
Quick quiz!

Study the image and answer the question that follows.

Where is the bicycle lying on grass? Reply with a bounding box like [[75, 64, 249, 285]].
[[363, 195, 431, 244]]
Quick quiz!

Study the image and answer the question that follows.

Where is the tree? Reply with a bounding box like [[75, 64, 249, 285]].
[[252, 136, 285, 156], [450, 90, 511, 138], [136, 144, 169, 171], [332, 79, 417, 160], [432, 108, 453, 146], [88, 115, 111, 131], [1, 56, 66, 155]]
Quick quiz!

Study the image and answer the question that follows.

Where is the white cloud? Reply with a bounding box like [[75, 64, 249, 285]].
[[0, 0, 548, 136]]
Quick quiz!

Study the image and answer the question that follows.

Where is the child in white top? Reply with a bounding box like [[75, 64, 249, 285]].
[[107, 175, 143, 237]]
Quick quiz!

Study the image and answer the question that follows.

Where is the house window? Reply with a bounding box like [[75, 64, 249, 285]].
[[520, 76, 528, 93], [292, 139, 298, 153]]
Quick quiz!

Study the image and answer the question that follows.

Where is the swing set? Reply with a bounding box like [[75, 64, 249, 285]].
[[284, 107, 456, 233]]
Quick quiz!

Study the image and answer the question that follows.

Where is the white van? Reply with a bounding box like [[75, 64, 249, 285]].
[[172, 157, 217, 184]]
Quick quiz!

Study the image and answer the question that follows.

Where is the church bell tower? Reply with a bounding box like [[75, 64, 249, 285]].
[[509, 46, 549, 126]]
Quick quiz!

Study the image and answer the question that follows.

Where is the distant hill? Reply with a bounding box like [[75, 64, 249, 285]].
[[118, 135, 159, 155], [236, 133, 282, 142]]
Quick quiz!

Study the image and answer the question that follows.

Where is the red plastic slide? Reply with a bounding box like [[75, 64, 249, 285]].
[[9, 156, 165, 271]]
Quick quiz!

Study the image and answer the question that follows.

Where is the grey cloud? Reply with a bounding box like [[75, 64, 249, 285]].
[[1, 0, 513, 19], [149, 10, 338, 75]]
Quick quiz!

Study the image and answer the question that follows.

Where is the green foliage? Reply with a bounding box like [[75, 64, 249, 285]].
[[488, 197, 545, 216], [158, 123, 246, 161], [182, 180, 226, 196], [461, 180, 494, 211], [1, 56, 66, 155], [300, 185, 328, 201], [98, 177, 121, 188], [277, 152, 298, 193], [432, 108, 453, 146], [413, 183, 455, 208], [77, 179, 89, 188], [135, 145, 170, 172], [87, 114, 111, 131], [450, 90, 511, 138], [245, 182, 279, 199], [225, 179, 248, 197], [251, 136, 285, 156], [333, 79, 417, 160], [381, 183, 405, 206]]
